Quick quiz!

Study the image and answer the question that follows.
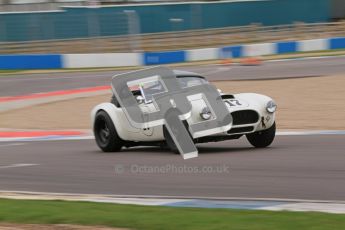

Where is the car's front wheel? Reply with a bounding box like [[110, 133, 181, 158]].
[[94, 110, 123, 152], [246, 122, 276, 148]]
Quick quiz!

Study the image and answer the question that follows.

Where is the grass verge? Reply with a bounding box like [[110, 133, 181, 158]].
[[0, 198, 345, 230]]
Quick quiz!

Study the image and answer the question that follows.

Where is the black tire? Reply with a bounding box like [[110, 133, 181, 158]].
[[246, 122, 276, 148], [94, 110, 123, 152]]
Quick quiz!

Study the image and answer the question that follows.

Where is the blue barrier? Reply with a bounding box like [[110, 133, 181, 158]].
[[276, 41, 297, 54], [329, 37, 345, 49], [1, 37, 344, 70], [143, 51, 186, 65], [221, 46, 243, 58], [0, 54, 62, 69]]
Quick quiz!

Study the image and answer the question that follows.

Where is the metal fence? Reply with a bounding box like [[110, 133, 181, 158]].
[[0, 11, 132, 41], [1, 20, 345, 54]]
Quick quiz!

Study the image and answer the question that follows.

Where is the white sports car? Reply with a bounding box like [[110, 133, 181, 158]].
[[91, 68, 277, 155]]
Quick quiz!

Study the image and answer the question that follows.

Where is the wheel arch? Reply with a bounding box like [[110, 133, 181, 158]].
[[231, 93, 276, 132], [91, 103, 129, 141]]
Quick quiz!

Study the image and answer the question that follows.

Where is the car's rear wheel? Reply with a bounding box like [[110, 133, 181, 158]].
[[246, 122, 276, 148], [94, 110, 123, 152]]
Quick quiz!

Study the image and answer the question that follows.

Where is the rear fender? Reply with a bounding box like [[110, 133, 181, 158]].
[[91, 102, 139, 141]]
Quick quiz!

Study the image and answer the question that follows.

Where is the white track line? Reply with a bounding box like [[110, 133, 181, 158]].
[[265, 55, 345, 63], [0, 143, 26, 147], [202, 66, 232, 75], [258, 202, 345, 214], [0, 164, 39, 169], [1, 190, 345, 214], [0, 74, 112, 82], [277, 130, 345, 135], [0, 135, 94, 142], [1, 190, 345, 204]]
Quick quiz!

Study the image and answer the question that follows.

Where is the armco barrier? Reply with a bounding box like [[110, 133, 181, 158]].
[[143, 51, 186, 65], [0, 54, 62, 69], [186, 48, 219, 62], [243, 43, 275, 57], [276, 41, 298, 54], [63, 53, 141, 68], [0, 37, 344, 70], [298, 39, 328, 52], [221, 46, 243, 59], [330, 37, 345, 49]]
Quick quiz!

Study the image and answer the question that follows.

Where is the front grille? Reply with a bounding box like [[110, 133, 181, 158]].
[[231, 110, 259, 125], [227, 126, 254, 134]]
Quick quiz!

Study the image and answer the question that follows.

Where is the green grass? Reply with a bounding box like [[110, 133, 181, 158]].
[[0, 199, 345, 229]]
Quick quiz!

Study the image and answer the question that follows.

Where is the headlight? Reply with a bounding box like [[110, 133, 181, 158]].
[[266, 100, 277, 113], [200, 107, 212, 120]]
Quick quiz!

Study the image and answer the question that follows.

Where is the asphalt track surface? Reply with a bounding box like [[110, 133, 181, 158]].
[[1, 134, 345, 201], [1, 56, 345, 97], [1, 56, 345, 201]]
